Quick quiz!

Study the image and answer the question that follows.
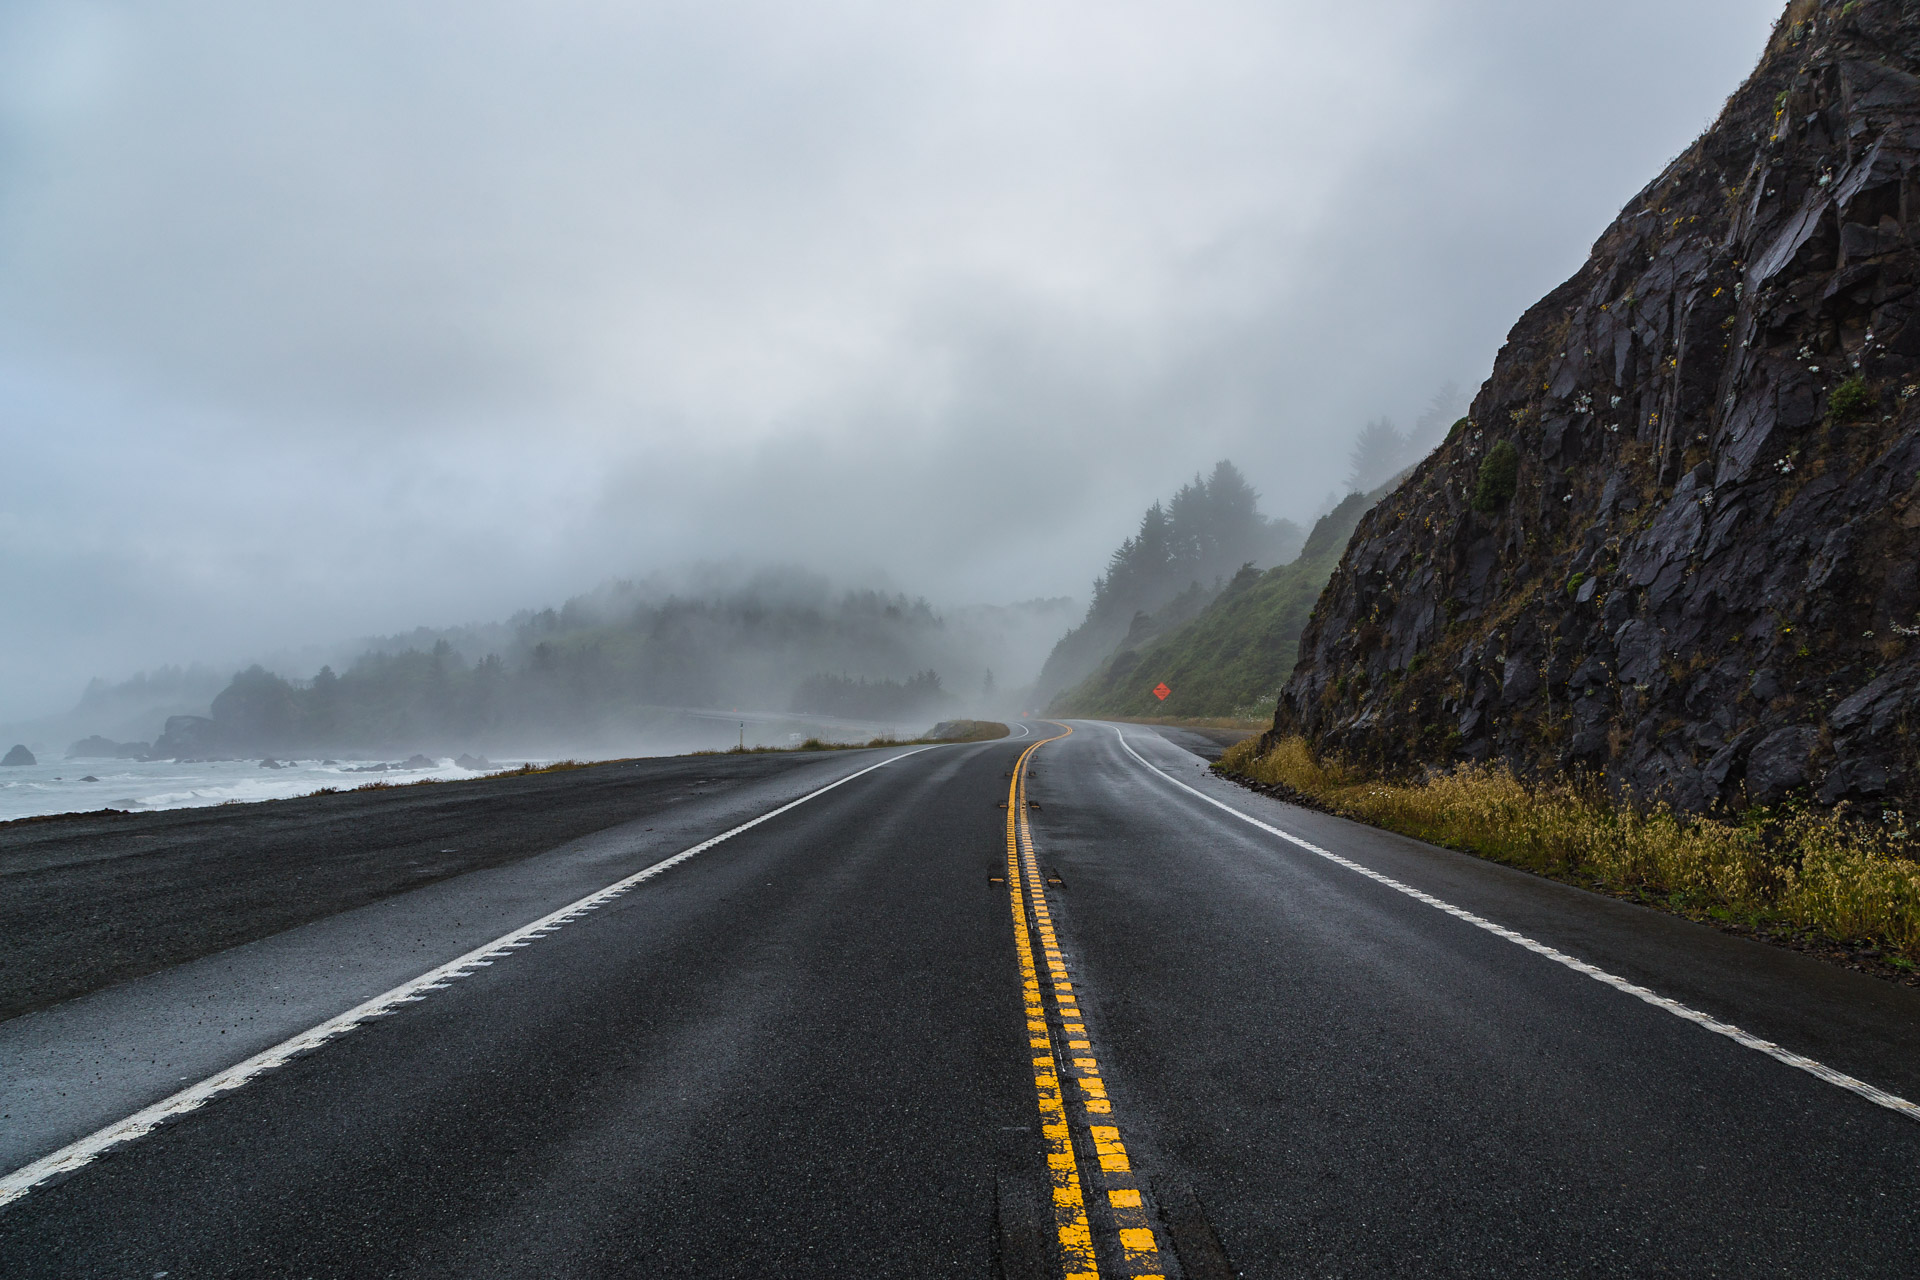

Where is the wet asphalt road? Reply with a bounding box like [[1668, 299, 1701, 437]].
[[4, 723, 1919, 1276]]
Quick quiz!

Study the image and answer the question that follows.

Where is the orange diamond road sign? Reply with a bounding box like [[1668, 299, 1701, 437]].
[[1153, 682, 1171, 701]]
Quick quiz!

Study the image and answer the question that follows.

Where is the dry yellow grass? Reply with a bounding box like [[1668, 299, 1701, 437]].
[[1219, 736, 1920, 960]]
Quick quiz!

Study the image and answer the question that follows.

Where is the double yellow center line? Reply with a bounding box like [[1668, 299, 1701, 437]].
[[1006, 726, 1167, 1280]]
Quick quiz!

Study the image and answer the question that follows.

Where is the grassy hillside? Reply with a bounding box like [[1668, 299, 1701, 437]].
[[1031, 461, 1302, 705], [1052, 487, 1383, 719]]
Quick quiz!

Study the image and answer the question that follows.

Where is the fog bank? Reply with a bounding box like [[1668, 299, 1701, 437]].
[[0, 0, 1784, 721]]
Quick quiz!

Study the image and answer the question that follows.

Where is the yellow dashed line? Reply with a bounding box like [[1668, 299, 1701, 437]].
[[1007, 726, 1170, 1279], [1089, 1126, 1132, 1173], [1008, 729, 1098, 1278]]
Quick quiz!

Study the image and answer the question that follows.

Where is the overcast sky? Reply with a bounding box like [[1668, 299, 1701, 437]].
[[1, 0, 1783, 719]]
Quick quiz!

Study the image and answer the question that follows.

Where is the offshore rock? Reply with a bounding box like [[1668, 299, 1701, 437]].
[[151, 715, 225, 760], [1276, 0, 1920, 816], [2, 744, 35, 767]]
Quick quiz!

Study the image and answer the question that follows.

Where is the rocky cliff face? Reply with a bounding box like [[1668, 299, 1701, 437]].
[[1276, 0, 1920, 816]]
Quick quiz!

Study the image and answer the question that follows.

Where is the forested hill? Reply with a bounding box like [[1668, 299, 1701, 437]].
[[77, 574, 1075, 757], [1051, 484, 1389, 719], [1031, 461, 1302, 704]]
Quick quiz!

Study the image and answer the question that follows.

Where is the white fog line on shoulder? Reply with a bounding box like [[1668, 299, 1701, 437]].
[[1112, 730, 1920, 1125], [0, 746, 942, 1210]]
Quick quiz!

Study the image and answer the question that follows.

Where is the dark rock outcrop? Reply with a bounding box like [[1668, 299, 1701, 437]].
[[2, 744, 36, 767], [1276, 0, 1920, 816], [151, 715, 226, 760]]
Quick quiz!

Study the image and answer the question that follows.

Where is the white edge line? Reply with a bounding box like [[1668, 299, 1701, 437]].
[[1111, 727, 1920, 1125], [0, 744, 950, 1207]]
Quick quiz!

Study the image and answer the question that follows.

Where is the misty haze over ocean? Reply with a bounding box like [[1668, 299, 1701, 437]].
[[2, 0, 1782, 746]]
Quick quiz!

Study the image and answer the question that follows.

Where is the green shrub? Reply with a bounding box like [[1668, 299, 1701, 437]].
[[1471, 440, 1520, 512], [1829, 375, 1874, 422]]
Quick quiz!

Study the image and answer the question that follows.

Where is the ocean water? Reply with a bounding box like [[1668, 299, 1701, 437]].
[[0, 755, 524, 825], [0, 706, 944, 826]]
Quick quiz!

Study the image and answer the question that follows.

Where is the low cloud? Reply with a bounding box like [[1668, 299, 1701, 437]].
[[0, 0, 1783, 718]]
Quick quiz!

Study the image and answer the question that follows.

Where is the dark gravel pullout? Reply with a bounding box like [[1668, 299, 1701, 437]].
[[0, 754, 821, 1022]]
